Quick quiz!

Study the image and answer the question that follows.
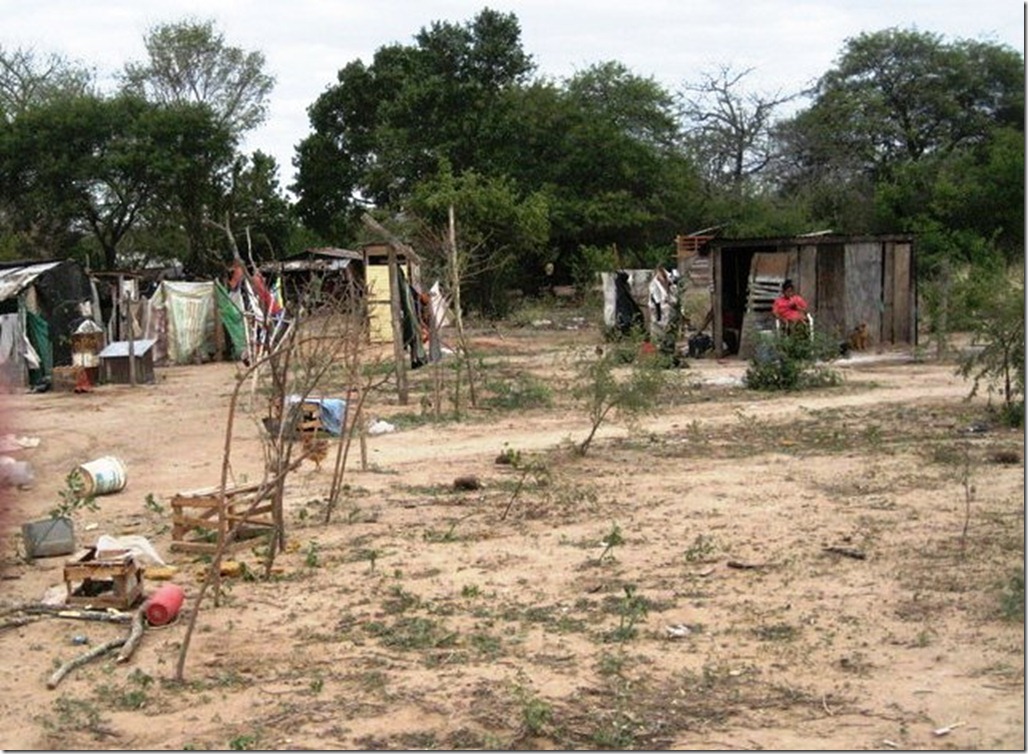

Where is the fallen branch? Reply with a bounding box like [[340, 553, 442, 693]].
[[0, 615, 41, 632], [823, 545, 866, 560], [19, 604, 132, 623], [116, 606, 147, 663], [47, 637, 126, 689]]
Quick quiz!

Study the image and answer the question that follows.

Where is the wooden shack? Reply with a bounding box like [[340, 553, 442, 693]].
[[362, 242, 421, 345], [703, 234, 916, 358]]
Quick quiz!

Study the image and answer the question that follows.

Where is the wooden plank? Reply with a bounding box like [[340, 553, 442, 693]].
[[798, 245, 818, 311], [844, 242, 882, 341], [882, 243, 896, 344], [712, 248, 724, 356], [892, 243, 913, 344]]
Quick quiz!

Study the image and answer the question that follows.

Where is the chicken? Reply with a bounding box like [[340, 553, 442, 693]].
[[300, 434, 330, 471]]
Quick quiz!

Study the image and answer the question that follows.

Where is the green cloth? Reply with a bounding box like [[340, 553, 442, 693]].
[[216, 281, 247, 360], [25, 309, 52, 385]]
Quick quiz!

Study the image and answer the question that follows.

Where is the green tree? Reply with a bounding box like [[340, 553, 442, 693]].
[[572, 346, 666, 456], [0, 93, 234, 269], [294, 8, 533, 239], [409, 162, 550, 317], [0, 45, 95, 121], [121, 18, 275, 138], [957, 269, 1025, 425]]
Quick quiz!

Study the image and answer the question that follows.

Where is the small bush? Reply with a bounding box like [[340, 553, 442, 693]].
[[745, 330, 841, 391], [1000, 568, 1025, 621], [483, 373, 553, 410]]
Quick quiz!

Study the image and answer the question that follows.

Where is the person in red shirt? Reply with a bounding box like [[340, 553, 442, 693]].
[[772, 279, 809, 326]]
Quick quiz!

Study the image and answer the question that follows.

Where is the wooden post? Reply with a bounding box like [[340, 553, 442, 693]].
[[118, 275, 137, 386], [386, 243, 409, 405]]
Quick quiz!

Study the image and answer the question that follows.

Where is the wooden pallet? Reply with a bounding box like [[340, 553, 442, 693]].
[[170, 482, 275, 554]]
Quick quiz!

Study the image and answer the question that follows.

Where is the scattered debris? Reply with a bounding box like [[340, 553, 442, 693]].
[[453, 475, 481, 491], [367, 418, 396, 436], [665, 624, 693, 639], [0, 456, 35, 487], [932, 721, 966, 737], [989, 449, 1021, 465], [959, 422, 989, 434], [0, 434, 40, 452], [822, 545, 867, 560], [143, 565, 179, 580], [95, 534, 166, 566]]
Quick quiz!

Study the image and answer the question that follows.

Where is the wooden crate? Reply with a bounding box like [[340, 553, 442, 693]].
[[51, 366, 84, 393], [170, 482, 275, 554], [63, 548, 144, 610]]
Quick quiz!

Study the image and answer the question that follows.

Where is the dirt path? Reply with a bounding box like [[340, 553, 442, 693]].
[[0, 335, 1022, 751]]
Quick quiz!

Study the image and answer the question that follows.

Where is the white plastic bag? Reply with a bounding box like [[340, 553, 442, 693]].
[[95, 534, 166, 566]]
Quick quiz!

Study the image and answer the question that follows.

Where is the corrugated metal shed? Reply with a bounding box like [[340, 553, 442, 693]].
[[0, 262, 61, 302]]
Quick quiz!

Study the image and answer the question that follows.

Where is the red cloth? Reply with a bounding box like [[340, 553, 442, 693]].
[[772, 293, 808, 323]]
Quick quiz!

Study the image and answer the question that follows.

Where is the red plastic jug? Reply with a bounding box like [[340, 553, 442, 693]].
[[145, 583, 185, 626]]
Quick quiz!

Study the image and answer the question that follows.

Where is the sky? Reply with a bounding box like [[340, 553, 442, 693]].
[[1, 0, 1023, 193]]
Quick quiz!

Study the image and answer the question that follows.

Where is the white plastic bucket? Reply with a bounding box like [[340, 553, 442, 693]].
[[76, 456, 127, 496]]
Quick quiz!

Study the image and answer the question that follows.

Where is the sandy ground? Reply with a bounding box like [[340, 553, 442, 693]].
[[0, 321, 1023, 751]]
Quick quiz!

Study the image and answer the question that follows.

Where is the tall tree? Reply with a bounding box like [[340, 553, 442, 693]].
[[0, 93, 233, 268], [294, 8, 534, 239], [774, 28, 1024, 254], [121, 18, 274, 138], [678, 65, 800, 195], [0, 45, 95, 121]]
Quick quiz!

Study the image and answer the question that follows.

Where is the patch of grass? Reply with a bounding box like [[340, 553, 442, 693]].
[[423, 521, 461, 543], [683, 533, 719, 562], [365, 616, 458, 650], [483, 372, 554, 410], [382, 585, 421, 614], [1000, 568, 1025, 621], [753, 622, 801, 642], [228, 732, 261, 750], [37, 696, 114, 742]]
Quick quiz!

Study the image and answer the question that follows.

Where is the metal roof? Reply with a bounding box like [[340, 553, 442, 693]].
[[0, 262, 62, 302], [99, 339, 157, 358]]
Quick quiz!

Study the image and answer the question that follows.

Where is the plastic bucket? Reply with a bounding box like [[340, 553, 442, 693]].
[[76, 456, 127, 496], [145, 583, 185, 626]]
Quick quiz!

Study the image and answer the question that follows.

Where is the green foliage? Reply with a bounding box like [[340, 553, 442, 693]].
[[776, 28, 1024, 272], [228, 733, 260, 751], [483, 372, 553, 410], [0, 92, 235, 268], [572, 345, 666, 454], [604, 584, 648, 643], [121, 18, 274, 137], [1000, 568, 1025, 621], [50, 470, 98, 520], [956, 268, 1025, 421], [744, 329, 841, 392], [598, 523, 624, 563]]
